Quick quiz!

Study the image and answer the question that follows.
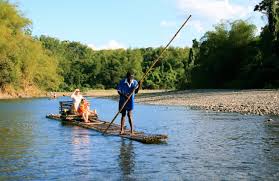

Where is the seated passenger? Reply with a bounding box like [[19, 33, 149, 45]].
[[87, 101, 98, 116], [71, 89, 83, 114], [78, 98, 90, 123]]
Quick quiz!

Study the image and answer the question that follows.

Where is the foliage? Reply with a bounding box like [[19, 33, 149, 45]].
[[1, 0, 279, 93], [189, 5, 279, 89], [39, 37, 190, 90], [190, 20, 259, 88], [0, 0, 62, 92], [254, 0, 279, 86]]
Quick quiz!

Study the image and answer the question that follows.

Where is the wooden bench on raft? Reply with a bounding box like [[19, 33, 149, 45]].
[[59, 101, 98, 121]]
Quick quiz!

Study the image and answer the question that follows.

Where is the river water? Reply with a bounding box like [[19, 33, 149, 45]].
[[0, 97, 279, 180]]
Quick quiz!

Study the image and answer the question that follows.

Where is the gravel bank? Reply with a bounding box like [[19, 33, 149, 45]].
[[1, 89, 278, 116], [136, 90, 279, 116]]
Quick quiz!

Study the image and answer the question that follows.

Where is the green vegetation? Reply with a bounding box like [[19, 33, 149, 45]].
[[0, 0, 62, 94], [38, 35, 190, 90], [188, 0, 279, 88], [0, 0, 278, 95]]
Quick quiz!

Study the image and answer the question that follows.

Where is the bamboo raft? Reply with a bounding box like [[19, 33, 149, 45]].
[[46, 101, 168, 144]]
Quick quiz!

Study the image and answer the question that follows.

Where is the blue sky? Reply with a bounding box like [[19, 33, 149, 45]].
[[13, 0, 266, 49]]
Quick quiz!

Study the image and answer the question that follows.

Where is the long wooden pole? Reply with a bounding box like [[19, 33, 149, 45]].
[[103, 15, 192, 134]]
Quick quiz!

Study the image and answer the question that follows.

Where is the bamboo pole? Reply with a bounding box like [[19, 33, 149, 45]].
[[103, 15, 192, 134]]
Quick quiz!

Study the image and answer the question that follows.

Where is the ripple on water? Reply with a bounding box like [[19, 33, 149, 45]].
[[0, 98, 279, 180]]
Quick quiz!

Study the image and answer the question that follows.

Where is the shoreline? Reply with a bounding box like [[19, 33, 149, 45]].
[[135, 89, 279, 116], [1, 89, 279, 117]]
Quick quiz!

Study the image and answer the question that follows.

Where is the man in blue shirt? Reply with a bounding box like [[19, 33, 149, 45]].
[[117, 71, 141, 135]]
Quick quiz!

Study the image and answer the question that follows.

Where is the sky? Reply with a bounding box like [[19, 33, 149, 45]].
[[12, 0, 267, 50]]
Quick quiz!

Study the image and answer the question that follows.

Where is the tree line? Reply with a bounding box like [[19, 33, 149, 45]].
[[189, 0, 279, 88], [0, 0, 278, 94], [39, 36, 190, 90], [0, 0, 61, 94]]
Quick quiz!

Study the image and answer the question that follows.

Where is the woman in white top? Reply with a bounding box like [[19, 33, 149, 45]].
[[71, 89, 83, 113]]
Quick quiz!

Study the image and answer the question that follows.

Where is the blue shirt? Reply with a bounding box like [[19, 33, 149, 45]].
[[117, 79, 138, 111]]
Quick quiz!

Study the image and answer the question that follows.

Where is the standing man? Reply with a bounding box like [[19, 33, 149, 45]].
[[117, 71, 141, 135]]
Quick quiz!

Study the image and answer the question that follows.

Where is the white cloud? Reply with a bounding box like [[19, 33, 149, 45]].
[[160, 20, 177, 27], [177, 0, 251, 22], [87, 44, 97, 49], [255, 26, 263, 35], [189, 20, 204, 33], [88, 40, 126, 50]]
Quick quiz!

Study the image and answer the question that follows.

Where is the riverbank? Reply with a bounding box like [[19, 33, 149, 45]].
[[134, 89, 279, 116], [83, 89, 279, 116], [0, 89, 165, 99], [1, 89, 278, 116], [0, 88, 44, 99]]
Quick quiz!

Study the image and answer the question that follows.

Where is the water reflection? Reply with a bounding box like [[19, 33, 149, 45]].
[[71, 127, 91, 163], [72, 127, 90, 145], [118, 139, 135, 179]]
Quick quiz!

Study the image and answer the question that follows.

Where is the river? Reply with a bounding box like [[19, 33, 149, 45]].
[[0, 97, 278, 180]]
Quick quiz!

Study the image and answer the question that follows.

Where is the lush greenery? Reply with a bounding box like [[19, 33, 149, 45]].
[[0, 0, 278, 94], [189, 0, 279, 88], [0, 0, 62, 93], [39, 36, 190, 90]]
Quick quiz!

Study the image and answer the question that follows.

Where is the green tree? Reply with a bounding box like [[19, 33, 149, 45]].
[[255, 0, 279, 42], [0, 0, 62, 93], [191, 20, 258, 88], [255, 0, 279, 87]]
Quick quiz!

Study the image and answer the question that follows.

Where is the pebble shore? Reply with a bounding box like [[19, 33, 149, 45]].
[[136, 90, 279, 116], [1, 89, 278, 116]]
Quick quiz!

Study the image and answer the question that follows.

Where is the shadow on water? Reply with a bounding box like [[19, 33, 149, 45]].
[[118, 139, 135, 179], [263, 123, 279, 179]]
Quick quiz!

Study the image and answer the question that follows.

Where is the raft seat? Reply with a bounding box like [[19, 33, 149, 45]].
[[59, 101, 98, 121], [59, 101, 74, 115]]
